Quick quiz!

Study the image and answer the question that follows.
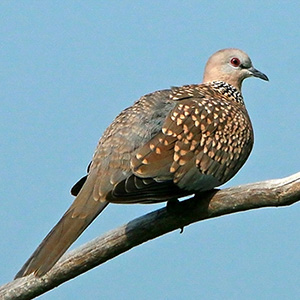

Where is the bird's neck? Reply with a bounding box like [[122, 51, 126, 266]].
[[207, 81, 244, 105]]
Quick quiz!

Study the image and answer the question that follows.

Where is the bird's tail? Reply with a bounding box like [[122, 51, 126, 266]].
[[15, 174, 108, 278]]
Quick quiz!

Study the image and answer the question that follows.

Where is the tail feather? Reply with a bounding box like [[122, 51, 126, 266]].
[[15, 174, 108, 278]]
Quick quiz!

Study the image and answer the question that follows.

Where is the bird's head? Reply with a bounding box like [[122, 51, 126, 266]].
[[203, 48, 269, 91]]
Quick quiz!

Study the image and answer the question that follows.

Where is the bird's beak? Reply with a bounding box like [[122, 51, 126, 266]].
[[249, 66, 269, 81]]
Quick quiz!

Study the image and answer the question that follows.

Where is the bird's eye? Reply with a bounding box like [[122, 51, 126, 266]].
[[230, 57, 241, 67]]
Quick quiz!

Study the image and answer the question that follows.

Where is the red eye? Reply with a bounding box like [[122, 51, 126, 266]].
[[230, 57, 241, 67]]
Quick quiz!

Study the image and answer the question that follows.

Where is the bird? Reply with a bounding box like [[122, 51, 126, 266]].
[[15, 48, 268, 278]]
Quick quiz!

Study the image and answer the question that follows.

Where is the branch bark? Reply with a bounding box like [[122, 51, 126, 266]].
[[1, 172, 300, 300]]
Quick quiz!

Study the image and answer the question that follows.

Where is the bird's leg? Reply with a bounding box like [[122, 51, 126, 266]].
[[166, 198, 181, 213], [166, 199, 185, 233]]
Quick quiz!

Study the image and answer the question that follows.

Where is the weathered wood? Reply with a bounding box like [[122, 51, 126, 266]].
[[1, 172, 299, 300]]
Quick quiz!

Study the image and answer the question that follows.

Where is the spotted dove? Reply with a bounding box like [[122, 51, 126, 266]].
[[15, 48, 268, 278]]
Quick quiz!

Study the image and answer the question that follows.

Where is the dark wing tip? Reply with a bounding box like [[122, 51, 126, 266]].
[[71, 175, 88, 196]]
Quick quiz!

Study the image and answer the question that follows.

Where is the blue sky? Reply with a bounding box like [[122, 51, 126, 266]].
[[1, 2, 300, 299]]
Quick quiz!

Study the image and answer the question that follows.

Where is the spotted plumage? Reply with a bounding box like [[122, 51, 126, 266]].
[[129, 82, 253, 197], [16, 48, 268, 278]]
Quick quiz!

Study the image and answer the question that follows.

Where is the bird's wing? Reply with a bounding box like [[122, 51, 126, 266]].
[[130, 86, 253, 193], [84, 90, 180, 203]]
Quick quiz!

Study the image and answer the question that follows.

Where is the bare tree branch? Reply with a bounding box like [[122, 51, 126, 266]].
[[1, 172, 300, 300]]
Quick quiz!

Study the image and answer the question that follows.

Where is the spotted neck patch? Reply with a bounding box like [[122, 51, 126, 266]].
[[209, 81, 244, 105]]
